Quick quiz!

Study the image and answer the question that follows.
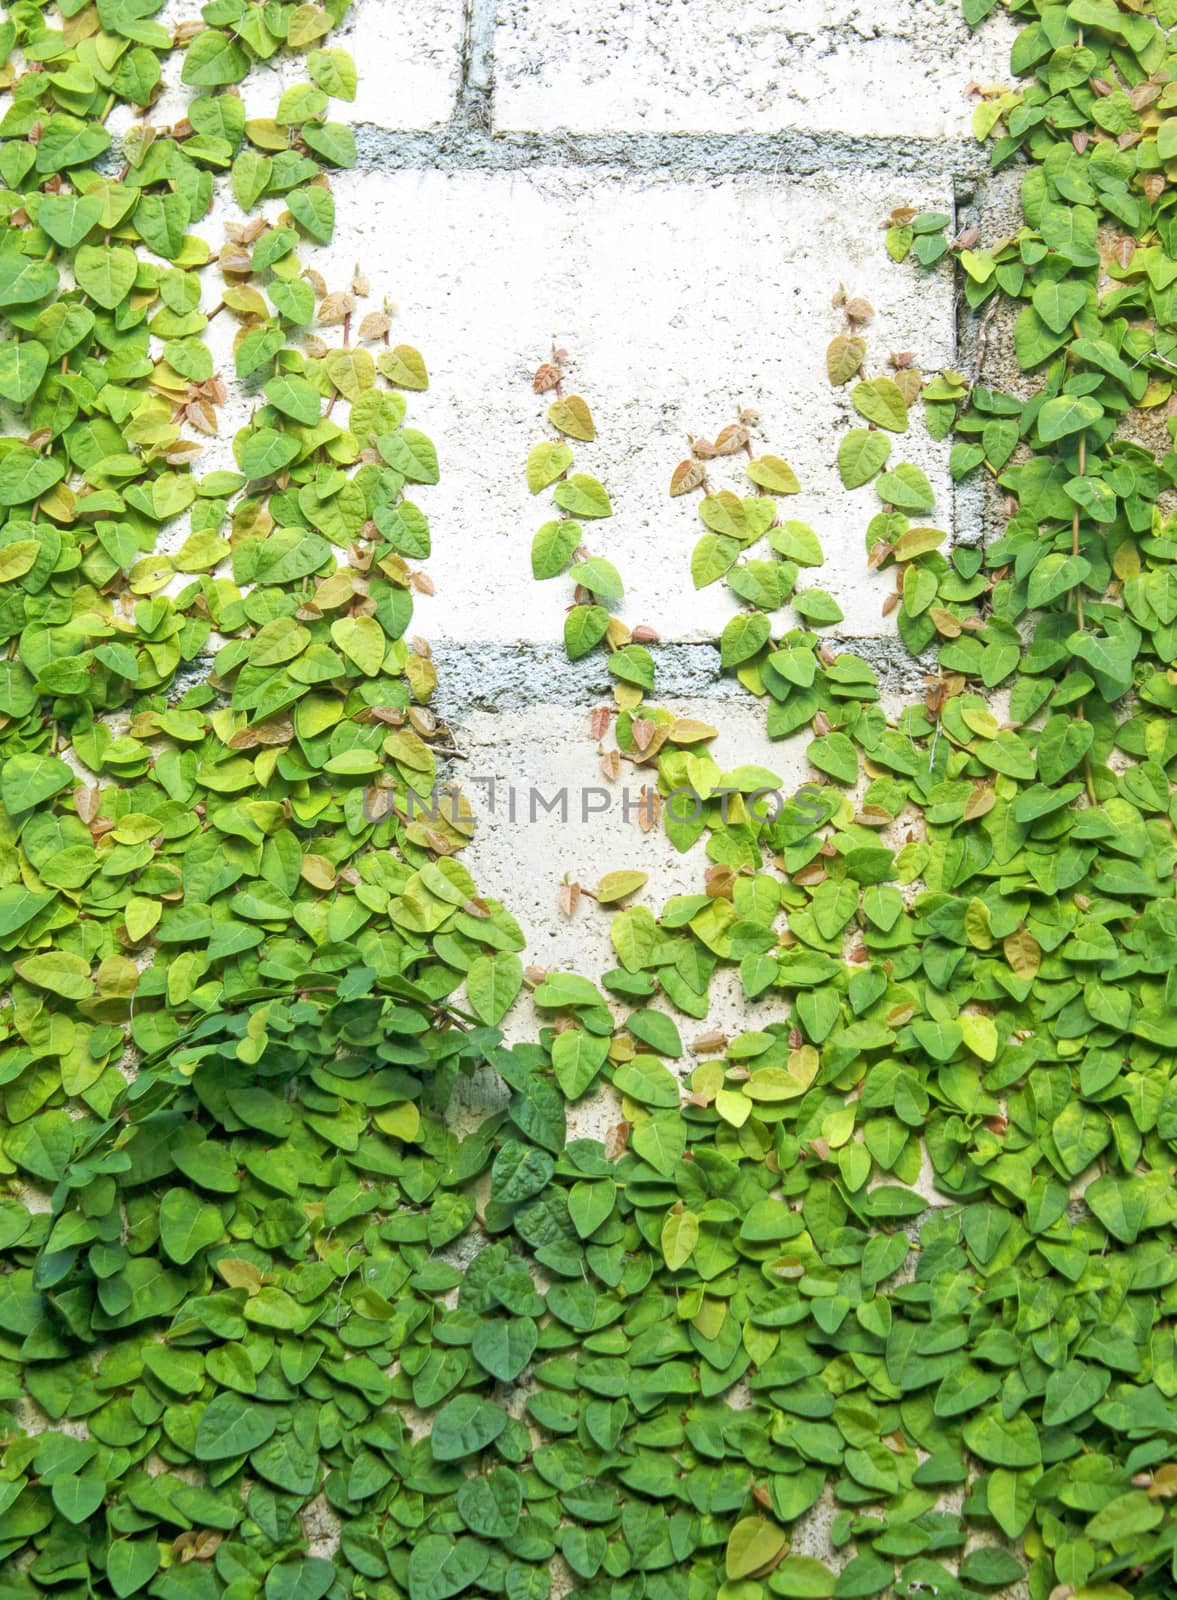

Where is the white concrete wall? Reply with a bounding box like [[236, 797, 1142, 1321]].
[[290, 0, 1013, 962], [104, 0, 1027, 1583]]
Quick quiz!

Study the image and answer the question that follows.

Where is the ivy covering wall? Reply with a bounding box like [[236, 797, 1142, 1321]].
[[0, 2, 1175, 1600]]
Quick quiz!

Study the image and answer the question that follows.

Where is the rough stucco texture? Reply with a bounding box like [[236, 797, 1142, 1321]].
[[492, 0, 1018, 138], [310, 166, 960, 646]]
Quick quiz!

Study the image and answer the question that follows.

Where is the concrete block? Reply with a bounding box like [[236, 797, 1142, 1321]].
[[302, 165, 961, 646], [447, 698, 812, 1139], [107, 0, 465, 143], [457, 699, 808, 979], [492, 0, 1020, 141]]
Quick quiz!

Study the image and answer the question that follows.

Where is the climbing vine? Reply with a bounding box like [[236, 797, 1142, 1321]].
[[0, 2, 1176, 1600]]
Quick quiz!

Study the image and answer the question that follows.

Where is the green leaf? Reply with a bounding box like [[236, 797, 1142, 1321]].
[[407, 1536, 491, 1600], [747, 454, 800, 494], [456, 1468, 522, 1539], [551, 1029, 609, 1099], [660, 1208, 699, 1270], [721, 611, 771, 667], [851, 378, 909, 432], [1038, 393, 1103, 442], [526, 440, 573, 493], [1031, 278, 1087, 334], [553, 474, 611, 518], [241, 427, 302, 480], [159, 1188, 224, 1264], [491, 1141, 554, 1204], [288, 185, 336, 243], [431, 1394, 508, 1461], [308, 47, 358, 100], [195, 1396, 279, 1461], [725, 1517, 788, 1580], [263, 373, 323, 425], [569, 555, 624, 601], [876, 462, 934, 512], [471, 1317, 537, 1382], [466, 952, 522, 1025], [770, 1556, 836, 1597], [107, 1542, 160, 1599], [837, 429, 891, 488], [37, 193, 103, 248], [564, 604, 610, 660], [182, 28, 250, 86], [73, 244, 138, 310], [613, 1054, 679, 1108], [377, 429, 439, 483], [0, 340, 48, 405], [0, 448, 65, 507], [0, 252, 58, 308], [531, 519, 581, 578]]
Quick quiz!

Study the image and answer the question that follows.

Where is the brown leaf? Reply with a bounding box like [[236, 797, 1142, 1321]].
[[844, 296, 874, 324], [634, 786, 661, 832], [856, 806, 892, 827], [559, 881, 581, 917], [589, 705, 613, 740], [533, 361, 561, 393], [604, 1121, 631, 1160], [74, 786, 100, 824], [317, 291, 354, 324], [713, 423, 750, 454], [599, 749, 621, 781], [631, 623, 660, 643], [670, 458, 706, 496], [963, 784, 995, 821], [358, 310, 390, 341], [893, 368, 923, 405], [704, 866, 735, 899], [631, 717, 657, 753]]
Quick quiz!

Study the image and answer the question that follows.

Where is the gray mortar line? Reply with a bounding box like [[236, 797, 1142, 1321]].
[[455, 0, 497, 132], [428, 637, 934, 715], [352, 123, 995, 180]]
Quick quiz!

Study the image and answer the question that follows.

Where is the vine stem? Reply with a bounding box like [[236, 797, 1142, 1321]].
[[1071, 430, 1086, 633], [1070, 429, 1097, 804]]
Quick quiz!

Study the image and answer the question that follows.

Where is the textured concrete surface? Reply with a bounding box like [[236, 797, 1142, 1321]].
[[106, 0, 466, 137], [305, 165, 961, 643], [459, 699, 807, 975], [53, 0, 1030, 1584], [493, 0, 1018, 140]]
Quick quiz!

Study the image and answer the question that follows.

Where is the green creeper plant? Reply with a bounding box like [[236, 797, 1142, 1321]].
[[3, 2, 1177, 1600], [528, 4, 1177, 1597], [526, 352, 656, 685]]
